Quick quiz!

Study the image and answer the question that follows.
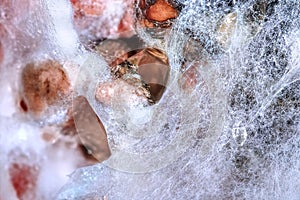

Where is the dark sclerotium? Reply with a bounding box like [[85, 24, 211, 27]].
[[19, 99, 28, 112]]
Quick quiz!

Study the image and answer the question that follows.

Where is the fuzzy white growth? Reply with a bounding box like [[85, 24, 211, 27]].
[[58, 0, 300, 199], [46, 0, 80, 56], [1, 0, 300, 199]]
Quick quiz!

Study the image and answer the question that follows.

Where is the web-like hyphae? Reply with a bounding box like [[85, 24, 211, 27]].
[[56, 0, 300, 199], [1, 0, 299, 199]]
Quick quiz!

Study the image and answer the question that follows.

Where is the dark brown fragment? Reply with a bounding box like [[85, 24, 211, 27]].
[[19, 99, 28, 112]]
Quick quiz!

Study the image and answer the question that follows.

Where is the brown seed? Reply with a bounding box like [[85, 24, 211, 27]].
[[216, 12, 237, 48], [21, 60, 70, 114], [130, 48, 170, 102], [145, 0, 178, 22], [93, 39, 131, 67], [244, 1, 267, 35], [73, 96, 111, 162], [97, 46, 170, 104]]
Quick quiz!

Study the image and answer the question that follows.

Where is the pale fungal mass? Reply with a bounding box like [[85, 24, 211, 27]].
[[0, 0, 299, 200]]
